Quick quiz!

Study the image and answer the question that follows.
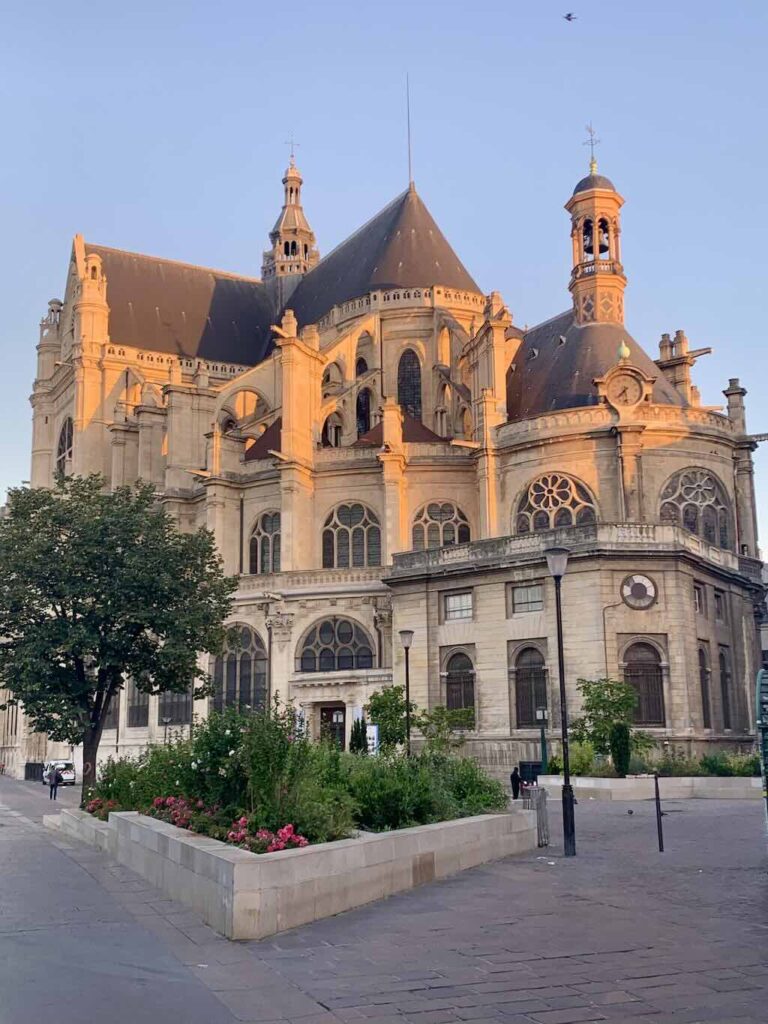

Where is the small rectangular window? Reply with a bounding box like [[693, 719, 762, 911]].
[[444, 591, 473, 621], [714, 590, 726, 623], [512, 583, 544, 614], [693, 584, 706, 615]]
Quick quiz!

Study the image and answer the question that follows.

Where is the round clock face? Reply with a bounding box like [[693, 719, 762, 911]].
[[621, 574, 657, 610], [607, 373, 643, 406]]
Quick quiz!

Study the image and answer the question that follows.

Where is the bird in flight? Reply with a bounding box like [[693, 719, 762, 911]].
[[563, 12, 577, 21]]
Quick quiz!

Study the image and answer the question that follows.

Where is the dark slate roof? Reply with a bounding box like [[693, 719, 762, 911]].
[[506, 310, 685, 421], [352, 413, 445, 447], [573, 173, 616, 195], [287, 186, 481, 327], [244, 417, 282, 461], [86, 244, 275, 365]]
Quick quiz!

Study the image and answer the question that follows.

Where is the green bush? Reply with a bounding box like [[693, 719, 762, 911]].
[[653, 747, 702, 777], [569, 740, 596, 776], [725, 753, 761, 777], [609, 722, 631, 778], [546, 754, 562, 775], [349, 715, 368, 754]]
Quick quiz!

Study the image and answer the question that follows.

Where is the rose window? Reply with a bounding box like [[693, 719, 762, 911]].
[[515, 473, 597, 534], [659, 468, 732, 550]]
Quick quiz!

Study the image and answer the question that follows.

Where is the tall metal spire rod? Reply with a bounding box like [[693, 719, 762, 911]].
[[284, 134, 300, 164], [406, 73, 413, 188], [583, 122, 600, 173]]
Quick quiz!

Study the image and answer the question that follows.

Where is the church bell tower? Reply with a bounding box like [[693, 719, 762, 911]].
[[262, 155, 319, 312], [565, 147, 626, 326]]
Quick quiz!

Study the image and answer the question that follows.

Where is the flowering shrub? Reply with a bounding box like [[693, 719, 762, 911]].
[[84, 796, 118, 820], [226, 819, 309, 854]]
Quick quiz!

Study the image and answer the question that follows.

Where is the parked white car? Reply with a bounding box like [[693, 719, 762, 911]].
[[42, 761, 76, 786]]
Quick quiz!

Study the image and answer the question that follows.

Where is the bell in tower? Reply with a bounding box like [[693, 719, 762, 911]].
[[565, 133, 626, 324], [262, 148, 320, 313]]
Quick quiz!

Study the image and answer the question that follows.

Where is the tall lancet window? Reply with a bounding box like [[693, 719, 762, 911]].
[[397, 349, 422, 420]]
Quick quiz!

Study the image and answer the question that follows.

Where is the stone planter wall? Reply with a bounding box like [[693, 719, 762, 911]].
[[538, 774, 762, 801], [45, 808, 536, 940]]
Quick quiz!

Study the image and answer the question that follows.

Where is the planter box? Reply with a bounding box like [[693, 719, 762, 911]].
[[538, 774, 762, 801], [45, 808, 536, 940]]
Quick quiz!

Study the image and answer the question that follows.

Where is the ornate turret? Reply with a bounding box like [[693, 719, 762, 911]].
[[262, 156, 319, 312], [565, 152, 626, 326]]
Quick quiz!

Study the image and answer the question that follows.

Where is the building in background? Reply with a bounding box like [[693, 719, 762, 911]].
[[1, 153, 765, 779]]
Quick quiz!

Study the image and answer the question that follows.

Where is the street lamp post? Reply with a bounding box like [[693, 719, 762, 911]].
[[536, 706, 548, 775], [399, 629, 414, 756], [544, 546, 576, 858]]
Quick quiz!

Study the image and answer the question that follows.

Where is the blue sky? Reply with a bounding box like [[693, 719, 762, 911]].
[[2, 1, 767, 541]]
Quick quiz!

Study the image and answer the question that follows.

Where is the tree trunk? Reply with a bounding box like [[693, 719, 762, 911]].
[[80, 730, 100, 806]]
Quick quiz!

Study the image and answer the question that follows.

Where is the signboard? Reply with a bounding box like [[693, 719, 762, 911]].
[[366, 724, 380, 755]]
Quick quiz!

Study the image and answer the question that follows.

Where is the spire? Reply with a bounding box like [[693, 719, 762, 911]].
[[262, 154, 319, 311]]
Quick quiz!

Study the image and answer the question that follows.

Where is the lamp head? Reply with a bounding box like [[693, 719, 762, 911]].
[[544, 546, 570, 579], [399, 629, 414, 650]]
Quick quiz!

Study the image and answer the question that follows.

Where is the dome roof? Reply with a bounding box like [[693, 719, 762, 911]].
[[573, 173, 616, 195]]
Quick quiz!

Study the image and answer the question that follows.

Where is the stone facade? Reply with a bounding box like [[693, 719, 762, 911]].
[[1, 156, 764, 778]]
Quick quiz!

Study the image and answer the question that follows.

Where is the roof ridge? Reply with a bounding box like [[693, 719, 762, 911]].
[[302, 188, 410, 274], [85, 242, 265, 285]]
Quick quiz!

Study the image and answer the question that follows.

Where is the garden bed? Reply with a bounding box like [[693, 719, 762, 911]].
[[46, 806, 536, 939], [539, 774, 762, 801]]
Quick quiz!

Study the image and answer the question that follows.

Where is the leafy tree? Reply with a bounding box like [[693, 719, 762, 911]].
[[608, 722, 631, 777], [570, 677, 639, 755], [365, 685, 417, 750], [0, 475, 236, 801], [349, 715, 369, 754], [416, 705, 474, 755]]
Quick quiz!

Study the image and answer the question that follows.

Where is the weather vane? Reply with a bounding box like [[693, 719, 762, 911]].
[[583, 122, 600, 172], [284, 134, 300, 164]]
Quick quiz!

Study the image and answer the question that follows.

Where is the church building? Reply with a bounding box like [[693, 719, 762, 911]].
[[1, 152, 764, 778]]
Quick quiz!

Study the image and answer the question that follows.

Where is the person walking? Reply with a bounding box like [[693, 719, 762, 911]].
[[49, 766, 63, 801], [510, 766, 521, 800]]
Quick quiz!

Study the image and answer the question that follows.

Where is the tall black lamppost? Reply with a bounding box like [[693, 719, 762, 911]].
[[399, 629, 414, 756], [536, 705, 548, 774], [544, 546, 576, 857]]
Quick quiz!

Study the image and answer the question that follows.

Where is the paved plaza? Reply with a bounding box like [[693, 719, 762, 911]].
[[1, 776, 766, 1024]]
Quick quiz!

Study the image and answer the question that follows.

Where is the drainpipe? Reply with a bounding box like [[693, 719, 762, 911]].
[[602, 598, 625, 677], [238, 496, 244, 575]]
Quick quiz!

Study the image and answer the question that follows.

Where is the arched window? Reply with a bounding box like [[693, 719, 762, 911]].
[[698, 646, 711, 729], [290, 240, 297, 255], [514, 647, 547, 728], [322, 503, 381, 568], [356, 388, 372, 437], [298, 618, 374, 672], [412, 502, 470, 550], [212, 626, 268, 713], [397, 349, 422, 420], [718, 647, 732, 730], [597, 217, 610, 259], [623, 642, 665, 726], [248, 512, 281, 575], [56, 417, 73, 476], [445, 652, 475, 713], [356, 357, 368, 378], [283, 241, 290, 256], [322, 362, 343, 397], [582, 218, 594, 261], [321, 413, 343, 448], [515, 473, 597, 534], [659, 468, 732, 550]]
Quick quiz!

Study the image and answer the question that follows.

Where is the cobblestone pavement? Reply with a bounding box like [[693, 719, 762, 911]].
[[1, 776, 767, 1024]]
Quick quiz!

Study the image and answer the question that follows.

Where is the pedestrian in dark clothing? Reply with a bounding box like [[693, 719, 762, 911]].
[[49, 768, 63, 801], [510, 766, 521, 800]]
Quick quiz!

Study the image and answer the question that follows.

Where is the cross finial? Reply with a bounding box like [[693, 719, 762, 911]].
[[583, 122, 600, 174], [284, 134, 300, 166]]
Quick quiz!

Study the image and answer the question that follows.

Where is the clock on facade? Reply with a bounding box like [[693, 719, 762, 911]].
[[607, 373, 643, 406], [621, 574, 657, 610]]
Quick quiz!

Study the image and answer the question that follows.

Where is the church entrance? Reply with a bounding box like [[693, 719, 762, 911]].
[[319, 704, 346, 749]]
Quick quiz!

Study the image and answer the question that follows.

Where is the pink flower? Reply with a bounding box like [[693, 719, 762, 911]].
[[196, 799, 205, 809], [153, 797, 165, 808], [165, 796, 176, 807], [238, 816, 248, 826]]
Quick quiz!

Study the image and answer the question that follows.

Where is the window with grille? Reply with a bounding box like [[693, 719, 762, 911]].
[[158, 687, 193, 726], [322, 503, 381, 568], [412, 502, 470, 550], [444, 591, 473, 622], [515, 473, 596, 534], [445, 652, 475, 713], [623, 642, 665, 726], [56, 417, 73, 475], [127, 677, 149, 728], [513, 647, 547, 727], [102, 690, 120, 730], [511, 583, 544, 614], [212, 626, 268, 713], [659, 468, 732, 550], [298, 618, 374, 672], [249, 512, 281, 575], [397, 349, 422, 420], [718, 646, 732, 730], [698, 646, 712, 729]]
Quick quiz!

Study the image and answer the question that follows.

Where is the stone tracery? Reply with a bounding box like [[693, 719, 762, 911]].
[[515, 473, 597, 534], [659, 468, 732, 550]]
